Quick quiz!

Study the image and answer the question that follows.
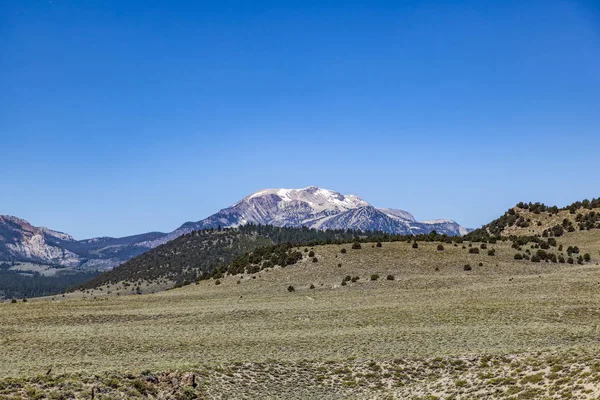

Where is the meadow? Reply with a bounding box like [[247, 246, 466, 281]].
[[1, 231, 600, 398]]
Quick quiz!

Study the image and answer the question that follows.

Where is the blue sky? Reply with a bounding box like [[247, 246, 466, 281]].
[[1, 0, 599, 239]]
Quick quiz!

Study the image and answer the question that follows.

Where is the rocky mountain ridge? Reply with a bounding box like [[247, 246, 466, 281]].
[[143, 187, 469, 247]]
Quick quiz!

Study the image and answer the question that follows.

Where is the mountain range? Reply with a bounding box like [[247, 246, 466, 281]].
[[0, 187, 469, 269]]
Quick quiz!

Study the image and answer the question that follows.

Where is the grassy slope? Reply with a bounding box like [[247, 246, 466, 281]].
[[1, 231, 600, 398]]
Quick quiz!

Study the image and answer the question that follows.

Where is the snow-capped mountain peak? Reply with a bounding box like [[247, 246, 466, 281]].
[[225, 187, 370, 228], [242, 187, 368, 211], [175, 186, 469, 238]]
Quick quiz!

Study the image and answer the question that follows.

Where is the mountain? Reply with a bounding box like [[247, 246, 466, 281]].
[[1, 187, 469, 268], [156, 187, 469, 245], [0, 215, 80, 267], [0, 215, 163, 269]]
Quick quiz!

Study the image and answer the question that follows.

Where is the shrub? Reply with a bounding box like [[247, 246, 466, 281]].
[[370, 274, 380, 281], [337, 263, 342, 267], [463, 264, 472, 271], [567, 257, 574, 264], [469, 247, 480, 254], [215, 280, 221, 285], [352, 242, 362, 250], [577, 255, 584, 265], [584, 253, 591, 262], [310, 284, 315, 289], [304, 248, 309, 252], [437, 244, 445, 251], [341, 280, 347, 286], [455, 379, 469, 388], [287, 285, 295, 292], [487, 249, 496, 256], [478, 262, 483, 267], [312, 257, 318, 263], [376, 241, 382, 247], [480, 243, 487, 249], [308, 251, 315, 257], [386, 275, 395, 281], [341, 248, 347, 254], [558, 255, 565, 263], [10, 299, 16, 304], [344, 275, 352, 282], [412, 242, 419, 249], [568, 246, 580, 255], [531, 255, 540, 263]]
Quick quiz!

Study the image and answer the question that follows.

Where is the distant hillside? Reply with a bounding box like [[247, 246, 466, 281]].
[[73, 225, 392, 291], [466, 198, 600, 241], [0, 265, 98, 300], [74, 224, 464, 293], [74, 229, 270, 291], [0, 215, 163, 270]]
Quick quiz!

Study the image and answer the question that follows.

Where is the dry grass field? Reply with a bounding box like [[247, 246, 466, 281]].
[[1, 231, 600, 398]]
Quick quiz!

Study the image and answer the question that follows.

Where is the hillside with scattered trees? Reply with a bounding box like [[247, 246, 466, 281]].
[[465, 198, 600, 242], [73, 224, 460, 292]]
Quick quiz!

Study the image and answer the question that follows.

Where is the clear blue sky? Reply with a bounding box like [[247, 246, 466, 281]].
[[1, 0, 599, 239]]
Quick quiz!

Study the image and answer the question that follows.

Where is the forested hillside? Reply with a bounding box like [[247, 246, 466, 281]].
[[0, 266, 98, 300], [74, 224, 460, 292]]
